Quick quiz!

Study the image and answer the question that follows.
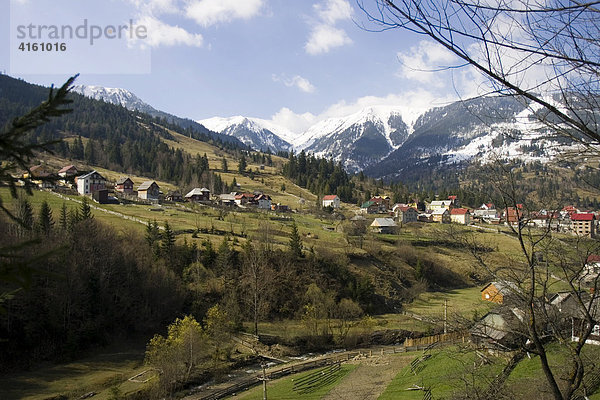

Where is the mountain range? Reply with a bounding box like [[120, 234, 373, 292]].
[[74, 84, 563, 180]]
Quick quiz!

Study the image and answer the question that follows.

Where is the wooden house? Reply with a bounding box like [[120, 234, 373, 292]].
[[115, 177, 134, 194], [370, 218, 398, 234], [138, 181, 160, 201], [481, 281, 519, 304], [185, 188, 211, 202], [165, 191, 183, 202]]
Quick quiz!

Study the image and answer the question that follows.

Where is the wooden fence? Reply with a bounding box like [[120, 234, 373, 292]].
[[404, 331, 467, 347]]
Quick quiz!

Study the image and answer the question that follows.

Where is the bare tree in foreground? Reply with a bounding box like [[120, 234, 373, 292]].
[[357, 1, 600, 397], [358, 0, 600, 148]]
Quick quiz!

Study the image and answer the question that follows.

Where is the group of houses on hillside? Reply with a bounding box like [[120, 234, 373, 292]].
[[473, 279, 600, 350], [323, 193, 600, 238], [23, 164, 289, 211]]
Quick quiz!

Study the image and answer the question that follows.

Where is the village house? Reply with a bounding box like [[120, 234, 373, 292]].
[[447, 195, 460, 207], [551, 292, 600, 346], [481, 281, 519, 304], [370, 218, 398, 234], [395, 206, 419, 225], [450, 208, 471, 225], [370, 196, 391, 211], [76, 170, 106, 196], [185, 187, 211, 202], [361, 200, 383, 214], [234, 193, 255, 206], [322, 195, 341, 208], [505, 205, 524, 226], [115, 177, 134, 194], [58, 165, 78, 178], [255, 194, 272, 210], [585, 255, 600, 276], [418, 213, 433, 223], [571, 213, 596, 238], [432, 208, 451, 223], [138, 181, 160, 201], [271, 203, 290, 212], [25, 165, 56, 189], [218, 193, 237, 206], [470, 306, 525, 350], [165, 191, 183, 202], [429, 200, 453, 212], [474, 203, 498, 221]]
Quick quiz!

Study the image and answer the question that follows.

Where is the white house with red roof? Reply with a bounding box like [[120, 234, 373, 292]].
[[450, 208, 471, 225], [322, 195, 340, 208]]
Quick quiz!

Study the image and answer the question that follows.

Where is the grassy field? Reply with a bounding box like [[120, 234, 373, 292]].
[[378, 346, 505, 399], [0, 343, 149, 400], [404, 287, 495, 321], [229, 364, 357, 400]]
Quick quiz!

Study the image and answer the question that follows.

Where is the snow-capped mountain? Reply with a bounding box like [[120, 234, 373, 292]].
[[71, 85, 245, 146], [294, 106, 417, 172], [199, 116, 293, 153], [72, 85, 158, 114]]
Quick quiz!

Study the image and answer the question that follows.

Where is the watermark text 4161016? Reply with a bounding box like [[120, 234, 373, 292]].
[[10, 1, 151, 75]]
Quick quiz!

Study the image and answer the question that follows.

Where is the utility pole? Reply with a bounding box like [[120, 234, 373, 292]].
[[443, 299, 448, 334], [262, 362, 268, 400]]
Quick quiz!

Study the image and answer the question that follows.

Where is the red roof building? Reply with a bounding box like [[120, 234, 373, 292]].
[[571, 213, 596, 238]]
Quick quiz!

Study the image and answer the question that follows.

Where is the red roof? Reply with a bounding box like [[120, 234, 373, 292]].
[[58, 165, 76, 173], [448, 195, 457, 200], [571, 213, 595, 221], [322, 195, 338, 200], [587, 255, 600, 264], [450, 208, 469, 215]]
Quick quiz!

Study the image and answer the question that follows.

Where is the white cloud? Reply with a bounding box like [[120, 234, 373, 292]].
[[305, 24, 352, 55], [313, 0, 353, 24], [185, 0, 264, 27], [272, 74, 316, 93], [270, 107, 318, 137], [397, 40, 457, 85], [305, 0, 353, 55], [269, 90, 458, 135], [133, 15, 203, 48]]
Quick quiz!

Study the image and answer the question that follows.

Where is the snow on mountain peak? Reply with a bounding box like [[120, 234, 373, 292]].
[[72, 85, 155, 113]]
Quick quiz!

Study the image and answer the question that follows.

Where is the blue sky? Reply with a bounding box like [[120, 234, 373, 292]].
[[0, 0, 481, 134]]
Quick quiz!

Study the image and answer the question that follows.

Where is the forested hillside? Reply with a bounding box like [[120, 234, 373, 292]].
[[0, 75, 247, 187]]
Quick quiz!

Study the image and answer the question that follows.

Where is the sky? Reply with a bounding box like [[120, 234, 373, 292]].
[[0, 0, 485, 135]]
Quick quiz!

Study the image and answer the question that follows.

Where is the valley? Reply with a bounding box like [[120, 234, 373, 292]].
[[1, 73, 600, 400]]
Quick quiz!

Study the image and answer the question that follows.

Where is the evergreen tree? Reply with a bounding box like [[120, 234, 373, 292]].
[[161, 221, 176, 256], [221, 157, 228, 173], [80, 197, 93, 220], [68, 208, 80, 231], [84, 140, 95, 164], [145, 219, 160, 246], [238, 155, 247, 174], [37, 201, 54, 236], [71, 136, 84, 159], [59, 202, 68, 231], [289, 221, 303, 258], [15, 197, 34, 236]]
